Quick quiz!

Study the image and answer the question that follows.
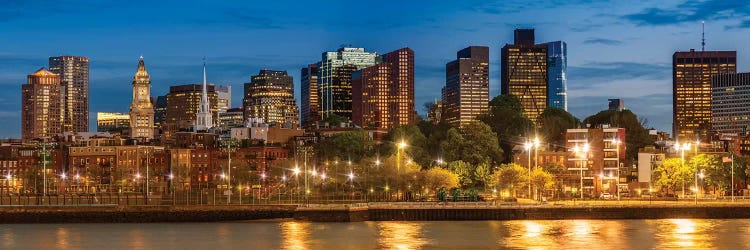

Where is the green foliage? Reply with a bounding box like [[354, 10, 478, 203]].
[[447, 160, 474, 187], [474, 163, 494, 191], [530, 167, 555, 197], [480, 94, 534, 163], [583, 109, 655, 160], [316, 131, 373, 163], [381, 124, 431, 168], [440, 121, 503, 166], [652, 157, 693, 194], [322, 114, 349, 126], [416, 120, 452, 165], [418, 167, 459, 193], [537, 107, 580, 149], [491, 163, 528, 197]]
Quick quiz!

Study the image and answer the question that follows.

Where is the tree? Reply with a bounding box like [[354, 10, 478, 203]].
[[417, 120, 452, 165], [583, 109, 655, 160], [537, 107, 580, 150], [447, 160, 474, 188], [439, 121, 503, 166], [321, 113, 349, 126], [474, 163, 493, 192], [530, 167, 554, 200], [480, 95, 534, 163], [418, 168, 459, 195], [316, 131, 373, 163], [652, 157, 693, 195], [491, 163, 527, 198], [380, 124, 430, 168]]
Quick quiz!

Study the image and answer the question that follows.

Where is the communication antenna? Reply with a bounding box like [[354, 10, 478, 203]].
[[701, 21, 705, 51]]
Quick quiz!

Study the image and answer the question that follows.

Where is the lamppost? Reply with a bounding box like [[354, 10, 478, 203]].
[[293, 166, 300, 203], [694, 170, 704, 204], [60, 173, 66, 194], [675, 142, 691, 197], [259, 172, 266, 204], [613, 139, 621, 201], [573, 143, 589, 199], [348, 171, 355, 201], [169, 173, 174, 205], [397, 140, 407, 200], [524, 141, 532, 199]]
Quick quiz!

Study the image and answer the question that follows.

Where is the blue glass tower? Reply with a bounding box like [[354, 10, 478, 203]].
[[546, 41, 567, 111]]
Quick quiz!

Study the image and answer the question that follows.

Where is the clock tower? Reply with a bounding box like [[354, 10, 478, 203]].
[[129, 56, 155, 139]]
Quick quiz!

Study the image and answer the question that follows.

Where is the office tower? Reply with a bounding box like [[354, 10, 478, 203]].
[[195, 62, 213, 132], [501, 29, 549, 124], [442, 46, 490, 128], [352, 47, 415, 129], [607, 99, 624, 111], [165, 84, 218, 135], [243, 69, 299, 127], [21, 68, 62, 140], [712, 73, 750, 134], [319, 47, 377, 120], [152, 95, 167, 129], [129, 56, 155, 139], [49, 56, 89, 133], [673, 50, 736, 140], [219, 107, 245, 129], [97, 112, 130, 133], [546, 41, 567, 111], [300, 64, 319, 128], [215, 85, 231, 114]]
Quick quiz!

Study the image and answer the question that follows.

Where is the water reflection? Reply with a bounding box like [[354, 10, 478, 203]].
[[56, 227, 70, 249], [281, 221, 311, 250], [651, 219, 714, 249], [377, 222, 428, 249], [501, 220, 626, 249]]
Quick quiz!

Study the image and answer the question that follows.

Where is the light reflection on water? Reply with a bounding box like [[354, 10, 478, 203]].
[[2, 219, 750, 249]]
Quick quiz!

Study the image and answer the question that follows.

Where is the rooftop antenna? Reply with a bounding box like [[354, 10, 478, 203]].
[[701, 21, 705, 51]]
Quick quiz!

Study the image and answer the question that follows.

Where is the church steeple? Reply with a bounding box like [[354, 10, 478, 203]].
[[195, 58, 213, 131]]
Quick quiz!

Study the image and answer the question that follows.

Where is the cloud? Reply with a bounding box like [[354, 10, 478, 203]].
[[568, 61, 671, 84], [725, 19, 750, 30], [622, 1, 750, 26], [583, 38, 624, 46], [194, 9, 285, 29]]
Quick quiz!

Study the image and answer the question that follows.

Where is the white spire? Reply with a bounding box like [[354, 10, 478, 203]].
[[195, 57, 213, 132]]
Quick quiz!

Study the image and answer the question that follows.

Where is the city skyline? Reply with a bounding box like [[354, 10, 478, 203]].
[[2, 1, 750, 137]]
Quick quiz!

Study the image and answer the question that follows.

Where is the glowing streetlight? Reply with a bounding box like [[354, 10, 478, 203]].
[[169, 173, 174, 180], [573, 143, 590, 199], [293, 167, 300, 176], [320, 173, 327, 181], [524, 141, 533, 198], [60, 173, 67, 180], [675, 142, 691, 197]]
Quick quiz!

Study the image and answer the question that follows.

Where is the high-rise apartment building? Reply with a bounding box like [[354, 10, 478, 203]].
[[300, 64, 319, 128], [319, 47, 377, 120], [546, 41, 567, 111], [352, 47, 415, 129], [442, 46, 490, 128], [129, 56, 155, 139], [49, 56, 89, 133], [165, 84, 218, 136], [502, 29, 549, 124], [673, 50, 736, 140], [22, 68, 62, 140], [712, 72, 750, 135], [243, 70, 299, 127]]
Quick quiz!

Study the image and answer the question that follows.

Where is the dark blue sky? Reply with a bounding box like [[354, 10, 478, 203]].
[[1, 0, 749, 138]]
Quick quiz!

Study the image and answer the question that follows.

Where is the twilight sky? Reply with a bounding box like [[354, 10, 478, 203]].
[[1, 0, 749, 138]]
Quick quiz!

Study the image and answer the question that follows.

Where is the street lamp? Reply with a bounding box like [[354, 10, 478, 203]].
[[397, 140, 407, 200], [524, 141, 533, 199], [675, 142, 691, 197], [573, 143, 590, 199], [694, 170, 704, 204]]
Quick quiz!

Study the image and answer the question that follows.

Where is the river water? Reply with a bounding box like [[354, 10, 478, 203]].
[[3, 219, 749, 249]]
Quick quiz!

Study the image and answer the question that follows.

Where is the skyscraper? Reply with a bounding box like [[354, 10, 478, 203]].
[[442, 46, 490, 128], [152, 95, 167, 129], [501, 29, 549, 124], [243, 69, 299, 127], [49, 56, 89, 133], [97, 112, 130, 133], [129, 56, 155, 139], [165, 84, 218, 138], [711, 72, 750, 135], [195, 62, 213, 132], [546, 41, 567, 111], [352, 47, 415, 129], [22, 68, 61, 140], [319, 47, 377, 120], [673, 50, 736, 140], [300, 64, 319, 128]]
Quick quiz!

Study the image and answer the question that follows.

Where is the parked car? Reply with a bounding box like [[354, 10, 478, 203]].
[[600, 193, 613, 199]]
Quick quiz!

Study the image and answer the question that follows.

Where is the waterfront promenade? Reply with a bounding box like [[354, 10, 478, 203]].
[[4, 198, 750, 223]]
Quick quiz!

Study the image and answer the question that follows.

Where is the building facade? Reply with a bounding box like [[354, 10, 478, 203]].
[[243, 69, 299, 127], [219, 107, 245, 130], [96, 112, 130, 133], [501, 29, 549, 124], [129, 57, 155, 139], [49, 56, 89, 133], [546, 41, 567, 111], [300, 64, 319, 128], [566, 127, 627, 197], [152, 95, 167, 129], [442, 46, 490, 128], [712, 72, 750, 135], [215, 85, 231, 114], [22, 68, 62, 140], [319, 47, 377, 120], [673, 50, 736, 140], [352, 47, 415, 129], [165, 84, 218, 138]]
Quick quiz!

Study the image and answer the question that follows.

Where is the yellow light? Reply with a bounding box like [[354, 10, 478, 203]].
[[398, 140, 407, 149]]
